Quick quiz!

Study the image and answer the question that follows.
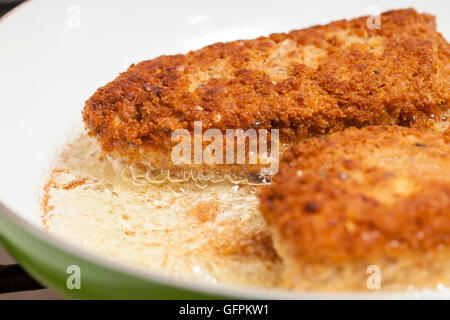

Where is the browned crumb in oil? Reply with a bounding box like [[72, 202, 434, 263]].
[[218, 231, 279, 263], [188, 202, 218, 223], [62, 178, 88, 190]]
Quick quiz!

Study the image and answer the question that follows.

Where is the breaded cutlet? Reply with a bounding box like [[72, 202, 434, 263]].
[[83, 9, 449, 175], [259, 126, 450, 291]]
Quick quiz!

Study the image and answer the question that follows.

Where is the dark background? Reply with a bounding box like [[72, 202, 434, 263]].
[[0, 0, 23, 17]]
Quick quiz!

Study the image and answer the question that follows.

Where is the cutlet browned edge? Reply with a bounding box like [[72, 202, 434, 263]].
[[259, 126, 450, 290], [83, 9, 449, 168]]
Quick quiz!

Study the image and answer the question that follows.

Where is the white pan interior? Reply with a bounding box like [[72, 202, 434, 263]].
[[0, 0, 449, 299]]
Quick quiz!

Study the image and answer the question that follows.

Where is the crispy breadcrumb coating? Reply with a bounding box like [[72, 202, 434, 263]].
[[259, 126, 450, 290], [83, 9, 449, 170]]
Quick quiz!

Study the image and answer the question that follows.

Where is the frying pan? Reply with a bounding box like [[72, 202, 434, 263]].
[[0, 0, 449, 299]]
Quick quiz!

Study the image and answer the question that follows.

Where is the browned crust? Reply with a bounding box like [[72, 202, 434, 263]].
[[83, 9, 449, 167], [259, 126, 450, 265]]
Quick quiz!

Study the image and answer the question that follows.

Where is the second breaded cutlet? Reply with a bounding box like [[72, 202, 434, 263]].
[[83, 9, 449, 174], [259, 126, 450, 291]]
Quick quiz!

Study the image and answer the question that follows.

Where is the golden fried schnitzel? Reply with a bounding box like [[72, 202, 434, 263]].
[[259, 126, 450, 291], [83, 9, 449, 179]]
